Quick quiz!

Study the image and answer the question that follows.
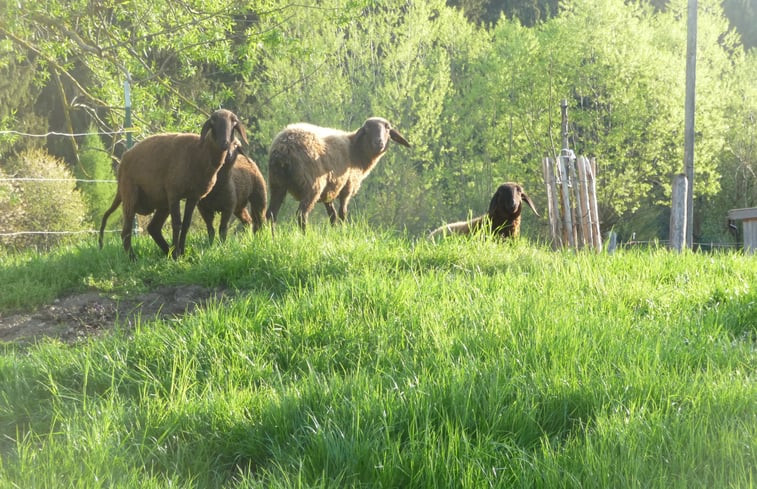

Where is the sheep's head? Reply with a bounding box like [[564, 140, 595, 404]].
[[224, 137, 246, 166], [200, 109, 248, 152], [357, 117, 410, 155], [488, 183, 540, 220]]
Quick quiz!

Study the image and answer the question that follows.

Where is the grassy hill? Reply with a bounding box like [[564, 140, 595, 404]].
[[0, 224, 755, 488]]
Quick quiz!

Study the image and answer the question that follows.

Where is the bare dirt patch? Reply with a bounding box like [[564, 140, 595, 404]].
[[0, 285, 228, 344]]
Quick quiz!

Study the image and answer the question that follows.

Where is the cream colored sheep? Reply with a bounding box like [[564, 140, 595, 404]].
[[266, 117, 410, 230]]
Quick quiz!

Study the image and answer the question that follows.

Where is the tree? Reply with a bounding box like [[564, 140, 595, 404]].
[[0, 56, 48, 159], [457, 0, 740, 241], [446, 0, 559, 26], [253, 0, 489, 233], [0, 0, 282, 159], [0, 0, 752, 243]]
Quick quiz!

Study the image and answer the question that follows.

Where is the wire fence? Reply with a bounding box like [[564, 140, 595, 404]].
[[613, 237, 743, 252], [0, 129, 136, 138], [0, 131, 749, 249], [0, 230, 119, 237], [623, 240, 741, 249], [1, 128, 133, 243], [0, 178, 117, 183], [1, 177, 118, 238], [0, 176, 748, 247]]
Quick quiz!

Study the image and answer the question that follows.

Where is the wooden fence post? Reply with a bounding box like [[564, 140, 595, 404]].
[[576, 156, 593, 248], [587, 157, 602, 251], [558, 153, 575, 248], [568, 155, 586, 248], [543, 157, 561, 249], [670, 174, 688, 251]]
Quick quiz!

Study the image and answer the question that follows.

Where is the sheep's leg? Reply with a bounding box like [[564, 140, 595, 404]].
[[218, 208, 234, 242], [337, 194, 351, 223], [116, 181, 141, 260], [168, 200, 183, 258], [246, 205, 264, 233], [324, 202, 338, 225], [236, 207, 254, 233], [121, 206, 138, 261], [267, 185, 286, 223], [147, 208, 171, 256], [176, 198, 199, 258], [99, 192, 121, 249], [198, 206, 216, 244], [296, 193, 320, 231]]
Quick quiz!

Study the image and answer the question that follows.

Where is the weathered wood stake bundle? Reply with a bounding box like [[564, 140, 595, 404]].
[[542, 153, 602, 251]]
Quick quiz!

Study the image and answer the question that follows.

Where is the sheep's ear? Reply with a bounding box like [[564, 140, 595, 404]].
[[522, 192, 540, 217], [235, 122, 249, 146], [390, 129, 411, 147], [488, 188, 503, 215], [200, 118, 213, 143]]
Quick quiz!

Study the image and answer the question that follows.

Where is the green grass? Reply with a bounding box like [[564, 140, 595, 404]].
[[0, 223, 755, 488]]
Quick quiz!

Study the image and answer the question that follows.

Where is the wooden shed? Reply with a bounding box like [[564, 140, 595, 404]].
[[727, 207, 757, 253]]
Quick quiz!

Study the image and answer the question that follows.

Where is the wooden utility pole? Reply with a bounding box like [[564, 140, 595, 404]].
[[683, 0, 697, 248], [670, 174, 688, 251]]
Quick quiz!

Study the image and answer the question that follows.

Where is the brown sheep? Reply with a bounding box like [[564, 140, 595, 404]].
[[98, 109, 248, 259], [197, 144, 267, 243], [266, 117, 410, 230], [430, 182, 540, 239]]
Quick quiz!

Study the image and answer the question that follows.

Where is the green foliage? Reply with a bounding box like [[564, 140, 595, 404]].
[[74, 128, 118, 227], [0, 228, 754, 487], [255, 0, 491, 233], [721, 0, 757, 49], [0, 56, 47, 159], [698, 50, 757, 243], [1, 0, 755, 243], [0, 149, 88, 251], [451, 0, 742, 240], [447, 0, 559, 26]]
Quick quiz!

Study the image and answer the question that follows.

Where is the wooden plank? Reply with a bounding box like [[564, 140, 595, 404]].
[[576, 156, 593, 249], [587, 157, 602, 251], [743, 221, 756, 253], [558, 154, 575, 248], [727, 207, 757, 221], [568, 156, 586, 248]]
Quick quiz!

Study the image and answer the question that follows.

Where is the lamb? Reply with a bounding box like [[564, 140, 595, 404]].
[[98, 109, 248, 259], [197, 143, 267, 242], [429, 182, 540, 239], [266, 117, 410, 230]]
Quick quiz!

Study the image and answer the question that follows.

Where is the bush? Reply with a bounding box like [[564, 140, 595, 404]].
[[74, 128, 118, 227], [0, 149, 88, 251]]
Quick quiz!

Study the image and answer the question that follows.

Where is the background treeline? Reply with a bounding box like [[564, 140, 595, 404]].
[[0, 0, 755, 247]]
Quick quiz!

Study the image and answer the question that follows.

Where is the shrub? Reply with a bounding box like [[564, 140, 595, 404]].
[[0, 149, 88, 251], [74, 128, 118, 227]]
